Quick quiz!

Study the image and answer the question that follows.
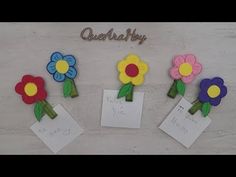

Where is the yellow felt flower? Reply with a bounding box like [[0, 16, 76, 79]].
[[117, 54, 148, 86]]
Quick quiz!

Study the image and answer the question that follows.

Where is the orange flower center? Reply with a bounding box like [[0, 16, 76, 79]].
[[24, 83, 38, 96], [125, 64, 139, 77]]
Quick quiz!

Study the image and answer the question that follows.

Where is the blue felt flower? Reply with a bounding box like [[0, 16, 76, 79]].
[[198, 77, 227, 106], [47, 52, 77, 82]]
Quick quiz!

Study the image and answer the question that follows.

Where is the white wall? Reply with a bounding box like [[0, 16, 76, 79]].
[[0, 23, 235, 154]]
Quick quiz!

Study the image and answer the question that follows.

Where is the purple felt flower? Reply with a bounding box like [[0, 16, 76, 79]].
[[198, 77, 227, 106]]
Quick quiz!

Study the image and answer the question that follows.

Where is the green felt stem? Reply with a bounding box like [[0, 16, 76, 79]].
[[188, 100, 203, 115], [167, 80, 178, 98], [70, 79, 78, 98], [39, 100, 57, 119], [125, 84, 134, 102]]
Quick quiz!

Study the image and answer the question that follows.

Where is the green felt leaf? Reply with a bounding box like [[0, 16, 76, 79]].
[[176, 80, 186, 96], [63, 79, 72, 97], [34, 102, 44, 121], [117, 83, 133, 98], [201, 102, 211, 117]]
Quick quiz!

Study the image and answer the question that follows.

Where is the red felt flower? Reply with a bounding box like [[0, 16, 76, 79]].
[[15, 75, 47, 104]]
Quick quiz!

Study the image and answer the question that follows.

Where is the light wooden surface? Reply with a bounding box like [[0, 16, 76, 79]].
[[0, 23, 236, 154]]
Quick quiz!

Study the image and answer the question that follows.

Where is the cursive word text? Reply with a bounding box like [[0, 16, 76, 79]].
[[80, 27, 147, 45]]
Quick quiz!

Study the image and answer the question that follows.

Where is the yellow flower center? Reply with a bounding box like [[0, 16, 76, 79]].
[[24, 83, 38, 96], [56, 60, 69, 74], [207, 85, 221, 98], [179, 63, 193, 76]]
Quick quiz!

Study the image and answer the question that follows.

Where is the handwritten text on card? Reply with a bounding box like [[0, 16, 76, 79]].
[[101, 90, 144, 128], [31, 104, 83, 153], [159, 98, 211, 148]]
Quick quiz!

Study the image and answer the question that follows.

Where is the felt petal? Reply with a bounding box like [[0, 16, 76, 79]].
[[119, 73, 131, 84], [51, 52, 63, 62], [34, 77, 45, 88], [210, 97, 221, 106], [131, 75, 144, 86], [192, 62, 202, 75], [200, 79, 211, 90], [22, 94, 36, 104], [22, 75, 34, 83], [212, 77, 224, 86], [198, 91, 210, 103], [64, 55, 76, 66], [181, 74, 195, 84], [65, 67, 77, 79], [15, 82, 24, 95], [46, 61, 56, 74], [185, 54, 196, 65], [53, 72, 66, 82], [125, 54, 140, 64], [220, 85, 227, 98], [169, 67, 181, 79], [138, 62, 148, 74], [117, 60, 128, 72], [173, 55, 185, 67], [36, 89, 47, 101]]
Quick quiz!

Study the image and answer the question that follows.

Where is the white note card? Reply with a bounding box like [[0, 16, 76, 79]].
[[159, 98, 211, 148], [101, 90, 144, 128], [31, 104, 83, 154]]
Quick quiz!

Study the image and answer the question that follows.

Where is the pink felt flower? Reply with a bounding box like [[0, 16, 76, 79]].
[[169, 54, 202, 83]]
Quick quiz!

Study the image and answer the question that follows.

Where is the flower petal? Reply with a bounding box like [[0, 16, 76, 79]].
[[200, 79, 211, 90], [185, 54, 196, 65], [212, 77, 224, 86], [169, 67, 181, 79], [65, 67, 77, 79], [131, 75, 144, 86], [53, 72, 66, 82], [138, 62, 148, 74], [15, 82, 24, 95], [220, 85, 227, 98], [51, 52, 63, 62], [36, 89, 47, 101], [22, 94, 36, 104], [117, 60, 128, 72], [198, 91, 210, 103], [64, 55, 76, 66], [209, 97, 221, 106], [125, 54, 140, 64], [22, 75, 34, 83], [173, 55, 185, 67], [181, 74, 195, 83], [34, 77, 45, 88], [192, 62, 202, 75], [119, 73, 131, 84], [46, 61, 56, 74]]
